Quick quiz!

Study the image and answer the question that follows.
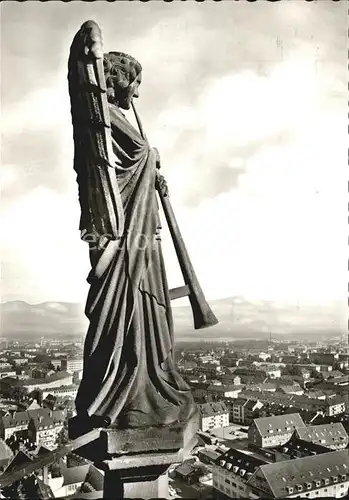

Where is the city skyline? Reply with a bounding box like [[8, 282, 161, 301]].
[[1, 2, 346, 319]]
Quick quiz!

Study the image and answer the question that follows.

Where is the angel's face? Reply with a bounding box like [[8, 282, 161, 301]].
[[119, 73, 142, 110]]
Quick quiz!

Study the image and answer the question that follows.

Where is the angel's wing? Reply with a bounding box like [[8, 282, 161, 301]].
[[68, 20, 124, 240]]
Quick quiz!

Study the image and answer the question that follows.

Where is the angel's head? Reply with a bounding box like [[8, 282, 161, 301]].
[[104, 52, 142, 110]]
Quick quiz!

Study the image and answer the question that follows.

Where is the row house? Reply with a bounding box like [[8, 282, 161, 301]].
[[292, 396, 345, 416], [247, 450, 349, 499], [213, 448, 349, 499], [41, 384, 79, 400], [21, 371, 73, 393], [277, 436, 332, 460], [0, 411, 31, 440], [27, 409, 65, 448], [207, 384, 243, 401], [0, 408, 66, 446], [240, 391, 345, 417], [212, 448, 267, 499], [239, 390, 294, 407], [295, 423, 349, 450], [248, 413, 306, 448]]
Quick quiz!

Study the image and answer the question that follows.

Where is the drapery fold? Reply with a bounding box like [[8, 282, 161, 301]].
[[75, 104, 195, 427]]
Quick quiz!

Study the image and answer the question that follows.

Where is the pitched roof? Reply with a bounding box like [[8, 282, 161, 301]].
[[207, 384, 241, 393], [252, 413, 305, 437], [199, 401, 228, 417], [197, 449, 222, 462], [28, 408, 65, 430], [279, 437, 333, 458], [175, 462, 196, 477], [259, 450, 349, 498], [245, 400, 262, 411], [215, 447, 267, 476], [279, 385, 303, 394], [295, 423, 348, 448], [232, 398, 248, 407], [2, 411, 30, 429]]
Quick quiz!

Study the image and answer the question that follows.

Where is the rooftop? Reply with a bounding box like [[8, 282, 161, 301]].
[[252, 413, 306, 437], [199, 402, 229, 417], [259, 450, 349, 498], [295, 423, 348, 448], [215, 448, 267, 478]]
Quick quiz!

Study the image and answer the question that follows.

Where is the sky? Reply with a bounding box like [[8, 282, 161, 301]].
[[0, 1, 347, 310]]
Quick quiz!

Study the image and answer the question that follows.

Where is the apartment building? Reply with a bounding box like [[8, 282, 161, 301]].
[[199, 402, 229, 431], [61, 358, 83, 373], [231, 398, 263, 425], [212, 448, 266, 499], [0, 411, 31, 440], [248, 450, 349, 499], [295, 423, 348, 450], [213, 448, 349, 499], [0, 408, 66, 446], [248, 413, 306, 448], [27, 409, 65, 447]]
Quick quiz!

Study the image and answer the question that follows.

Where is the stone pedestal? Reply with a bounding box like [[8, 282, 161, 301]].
[[102, 457, 173, 499], [68, 411, 199, 499]]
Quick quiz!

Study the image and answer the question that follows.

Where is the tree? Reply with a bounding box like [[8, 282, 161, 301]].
[[55, 421, 69, 447]]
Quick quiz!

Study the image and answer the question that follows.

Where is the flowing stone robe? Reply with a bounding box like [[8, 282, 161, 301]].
[[75, 103, 195, 428]]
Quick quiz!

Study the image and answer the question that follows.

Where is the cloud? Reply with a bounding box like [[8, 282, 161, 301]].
[[0, 1, 346, 308], [0, 185, 90, 303]]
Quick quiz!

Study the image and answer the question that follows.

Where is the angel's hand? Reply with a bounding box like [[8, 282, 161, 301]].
[[152, 147, 161, 169], [80, 20, 104, 60], [156, 173, 169, 197]]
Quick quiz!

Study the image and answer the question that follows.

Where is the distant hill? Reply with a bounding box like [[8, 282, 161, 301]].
[[0, 297, 346, 341]]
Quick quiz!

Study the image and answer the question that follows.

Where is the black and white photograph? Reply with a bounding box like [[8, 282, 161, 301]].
[[0, 1, 348, 498]]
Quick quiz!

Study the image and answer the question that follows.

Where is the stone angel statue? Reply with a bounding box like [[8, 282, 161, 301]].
[[68, 20, 198, 430]]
